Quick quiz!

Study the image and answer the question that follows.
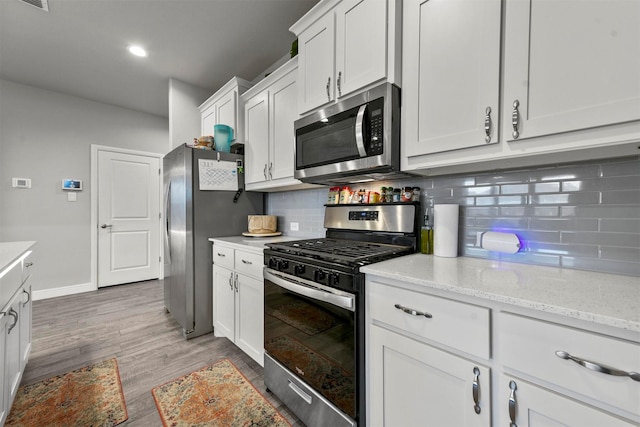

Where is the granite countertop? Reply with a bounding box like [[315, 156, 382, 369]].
[[208, 235, 303, 252], [0, 241, 36, 273], [361, 253, 640, 333]]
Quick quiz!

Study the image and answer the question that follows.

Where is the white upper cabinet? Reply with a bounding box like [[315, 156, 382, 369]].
[[242, 58, 318, 192], [403, 0, 501, 157], [402, 0, 640, 175], [292, 0, 401, 115], [199, 77, 252, 142], [503, 0, 640, 142]]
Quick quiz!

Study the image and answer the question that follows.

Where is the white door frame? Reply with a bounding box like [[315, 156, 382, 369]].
[[90, 144, 164, 291]]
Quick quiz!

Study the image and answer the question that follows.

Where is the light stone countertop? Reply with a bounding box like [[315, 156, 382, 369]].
[[0, 241, 36, 274], [361, 253, 640, 333], [208, 235, 304, 253]]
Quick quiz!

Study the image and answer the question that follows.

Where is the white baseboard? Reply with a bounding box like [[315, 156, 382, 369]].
[[32, 282, 96, 301]]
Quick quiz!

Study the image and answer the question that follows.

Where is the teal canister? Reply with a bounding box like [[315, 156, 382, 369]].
[[214, 124, 234, 153]]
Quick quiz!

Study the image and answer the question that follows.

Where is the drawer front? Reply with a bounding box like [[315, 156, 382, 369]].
[[368, 280, 490, 359], [212, 245, 234, 269], [497, 312, 640, 418], [0, 262, 23, 311], [234, 250, 264, 279], [22, 252, 33, 284]]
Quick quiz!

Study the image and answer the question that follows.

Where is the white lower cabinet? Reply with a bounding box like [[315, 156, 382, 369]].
[[366, 274, 639, 427], [369, 324, 491, 426], [212, 243, 264, 366]]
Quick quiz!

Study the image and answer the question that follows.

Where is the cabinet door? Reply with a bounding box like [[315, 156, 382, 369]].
[[0, 313, 7, 425], [335, 0, 387, 98], [4, 294, 22, 402], [298, 12, 335, 113], [403, 0, 501, 157], [19, 285, 31, 369], [235, 273, 264, 366], [216, 90, 237, 134], [503, 0, 640, 142], [368, 325, 491, 427], [212, 265, 235, 340], [201, 104, 217, 136], [500, 376, 637, 427], [270, 67, 298, 181], [244, 92, 269, 185]]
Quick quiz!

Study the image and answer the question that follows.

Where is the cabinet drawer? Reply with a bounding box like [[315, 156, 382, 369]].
[[212, 245, 234, 270], [22, 252, 33, 284], [368, 280, 490, 359], [497, 312, 640, 418], [0, 262, 22, 311], [234, 250, 263, 279]]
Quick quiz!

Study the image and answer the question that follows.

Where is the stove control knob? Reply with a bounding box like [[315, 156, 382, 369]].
[[268, 258, 279, 269], [314, 270, 326, 282], [277, 260, 289, 271], [330, 273, 340, 286], [294, 264, 306, 275]]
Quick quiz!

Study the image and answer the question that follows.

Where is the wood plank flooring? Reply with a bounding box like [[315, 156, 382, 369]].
[[21, 279, 304, 426]]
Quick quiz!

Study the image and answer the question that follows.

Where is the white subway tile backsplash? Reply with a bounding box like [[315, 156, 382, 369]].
[[266, 156, 640, 276]]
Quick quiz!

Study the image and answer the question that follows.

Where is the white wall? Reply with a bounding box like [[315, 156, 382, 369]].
[[0, 79, 169, 297], [169, 78, 211, 149]]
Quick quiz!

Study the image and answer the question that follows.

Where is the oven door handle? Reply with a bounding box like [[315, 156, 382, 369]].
[[264, 268, 355, 312]]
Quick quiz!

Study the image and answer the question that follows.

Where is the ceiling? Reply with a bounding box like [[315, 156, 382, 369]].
[[0, 0, 319, 118]]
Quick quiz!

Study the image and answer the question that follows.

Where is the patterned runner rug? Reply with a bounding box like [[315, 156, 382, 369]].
[[6, 358, 128, 427], [152, 359, 291, 427]]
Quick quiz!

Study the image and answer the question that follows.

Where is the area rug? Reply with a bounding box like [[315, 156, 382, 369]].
[[151, 359, 291, 427], [5, 358, 128, 427], [265, 335, 355, 417], [268, 298, 342, 335]]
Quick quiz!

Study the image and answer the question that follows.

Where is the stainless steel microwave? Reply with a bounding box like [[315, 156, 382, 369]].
[[294, 83, 406, 185]]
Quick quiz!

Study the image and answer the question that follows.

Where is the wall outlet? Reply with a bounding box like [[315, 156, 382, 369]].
[[290, 222, 299, 231]]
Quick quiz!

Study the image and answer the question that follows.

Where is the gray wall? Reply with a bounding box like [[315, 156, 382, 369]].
[[266, 156, 640, 277], [0, 79, 170, 293], [169, 78, 211, 149]]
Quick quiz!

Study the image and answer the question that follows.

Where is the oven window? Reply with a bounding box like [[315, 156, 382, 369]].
[[296, 109, 360, 169], [264, 278, 356, 418]]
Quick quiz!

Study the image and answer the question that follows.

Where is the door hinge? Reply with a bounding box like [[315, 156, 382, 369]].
[[159, 256, 162, 262], [159, 212, 162, 219], [159, 168, 161, 175]]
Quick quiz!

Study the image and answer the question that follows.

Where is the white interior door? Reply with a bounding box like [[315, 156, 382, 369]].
[[98, 150, 160, 287]]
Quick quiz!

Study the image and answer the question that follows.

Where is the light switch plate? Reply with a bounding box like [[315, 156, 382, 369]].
[[290, 222, 299, 231]]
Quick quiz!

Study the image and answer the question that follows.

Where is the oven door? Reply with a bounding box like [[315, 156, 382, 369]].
[[264, 267, 357, 420]]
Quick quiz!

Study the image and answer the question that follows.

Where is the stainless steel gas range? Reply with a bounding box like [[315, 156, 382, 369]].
[[263, 203, 420, 427]]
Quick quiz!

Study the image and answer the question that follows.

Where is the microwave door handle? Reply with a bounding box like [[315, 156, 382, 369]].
[[355, 104, 368, 157]]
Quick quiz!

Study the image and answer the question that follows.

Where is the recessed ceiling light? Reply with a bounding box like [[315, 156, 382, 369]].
[[128, 45, 148, 58]]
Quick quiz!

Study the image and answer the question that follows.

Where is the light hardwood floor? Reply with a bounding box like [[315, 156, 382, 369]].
[[21, 279, 303, 426]]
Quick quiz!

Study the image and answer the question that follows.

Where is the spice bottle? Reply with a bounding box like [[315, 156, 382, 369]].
[[392, 188, 401, 202], [402, 187, 413, 202], [412, 187, 421, 202], [339, 186, 351, 204], [420, 199, 434, 254], [380, 187, 388, 203]]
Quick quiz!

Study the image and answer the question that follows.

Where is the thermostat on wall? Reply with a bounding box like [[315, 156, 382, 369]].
[[12, 178, 31, 188], [62, 179, 82, 191]]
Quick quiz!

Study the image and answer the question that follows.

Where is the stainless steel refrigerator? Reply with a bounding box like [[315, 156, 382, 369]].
[[163, 144, 263, 339]]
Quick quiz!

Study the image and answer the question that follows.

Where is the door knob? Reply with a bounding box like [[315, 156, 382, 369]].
[[100, 224, 113, 229]]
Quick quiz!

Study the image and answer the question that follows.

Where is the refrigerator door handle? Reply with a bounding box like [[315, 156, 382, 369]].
[[164, 180, 171, 264]]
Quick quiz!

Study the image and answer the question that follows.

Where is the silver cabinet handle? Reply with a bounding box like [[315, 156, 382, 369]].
[[7, 308, 19, 333], [100, 224, 113, 229], [22, 288, 31, 306], [511, 100, 520, 139], [555, 350, 640, 382], [25, 262, 33, 268], [217, 253, 226, 257], [228, 271, 234, 291], [326, 77, 331, 101], [241, 259, 252, 265], [263, 163, 267, 180], [484, 106, 492, 143], [508, 380, 518, 427], [234, 273, 238, 293], [337, 71, 342, 97], [268, 162, 273, 179], [472, 367, 481, 414], [394, 303, 432, 319]]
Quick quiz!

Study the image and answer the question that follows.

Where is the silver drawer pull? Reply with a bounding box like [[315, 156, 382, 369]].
[[511, 99, 520, 139], [217, 253, 226, 257], [288, 379, 312, 405], [241, 259, 252, 265], [555, 350, 640, 382], [394, 303, 432, 319], [508, 380, 518, 427], [25, 262, 33, 268]]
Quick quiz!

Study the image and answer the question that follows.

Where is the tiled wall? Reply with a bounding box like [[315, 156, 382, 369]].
[[266, 156, 640, 276]]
